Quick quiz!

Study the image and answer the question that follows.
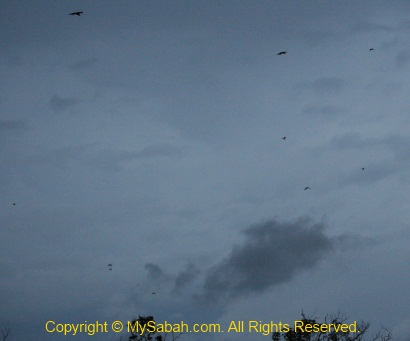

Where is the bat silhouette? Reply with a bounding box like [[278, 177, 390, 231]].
[[69, 11, 83, 16], [277, 51, 287, 55]]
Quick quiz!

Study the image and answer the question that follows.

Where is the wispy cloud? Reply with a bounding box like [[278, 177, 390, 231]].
[[396, 50, 410, 69], [0, 119, 26, 132], [349, 21, 393, 34], [135, 144, 184, 159], [68, 57, 98, 71], [296, 77, 346, 96], [31, 143, 184, 172], [303, 104, 344, 118], [329, 132, 376, 150], [393, 315, 410, 341], [311, 77, 346, 94], [48, 95, 80, 112]]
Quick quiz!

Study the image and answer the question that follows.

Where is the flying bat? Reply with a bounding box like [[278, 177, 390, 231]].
[[69, 11, 83, 16], [369, 48, 374, 51], [282, 137, 286, 140], [361, 168, 365, 170], [304, 187, 310, 190], [277, 51, 287, 55]]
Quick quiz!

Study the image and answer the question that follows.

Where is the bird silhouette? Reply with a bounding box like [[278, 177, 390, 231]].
[[361, 168, 365, 170], [69, 11, 83, 16], [13, 203, 16, 206], [277, 51, 287, 55], [152, 292, 156, 295], [369, 48, 374, 51], [304, 187, 311, 190], [282, 137, 286, 140]]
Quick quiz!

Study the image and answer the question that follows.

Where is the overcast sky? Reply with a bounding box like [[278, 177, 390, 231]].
[[1, 1, 410, 340]]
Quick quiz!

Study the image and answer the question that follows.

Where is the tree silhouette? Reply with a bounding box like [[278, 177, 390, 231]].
[[1, 327, 10, 341], [272, 312, 391, 341]]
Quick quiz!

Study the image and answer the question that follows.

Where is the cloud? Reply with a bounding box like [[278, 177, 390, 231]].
[[303, 104, 344, 118], [32, 143, 184, 172], [329, 132, 374, 150], [350, 21, 393, 34], [48, 95, 80, 112], [142, 262, 201, 294], [322, 133, 410, 189], [195, 218, 334, 305], [296, 77, 346, 96], [383, 135, 410, 160], [328, 132, 410, 159], [73, 143, 183, 171], [311, 77, 345, 94], [396, 50, 410, 69], [68, 57, 98, 71], [393, 315, 410, 341], [135, 144, 184, 159], [145, 263, 169, 283], [0, 119, 26, 133], [173, 263, 201, 293]]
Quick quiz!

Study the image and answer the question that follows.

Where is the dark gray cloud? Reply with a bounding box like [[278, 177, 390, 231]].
[[195, 218, 334, 305], [133, 217, 361, 326], [48, 95, 80, 112], [173, 263, 201, 292], [145, 263, 169, 283]]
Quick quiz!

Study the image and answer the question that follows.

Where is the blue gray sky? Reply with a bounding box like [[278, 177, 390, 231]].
[[1, 1, 410, 340]]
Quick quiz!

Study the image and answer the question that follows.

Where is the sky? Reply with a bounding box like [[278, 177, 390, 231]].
[[1, 1, 410, 340]]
